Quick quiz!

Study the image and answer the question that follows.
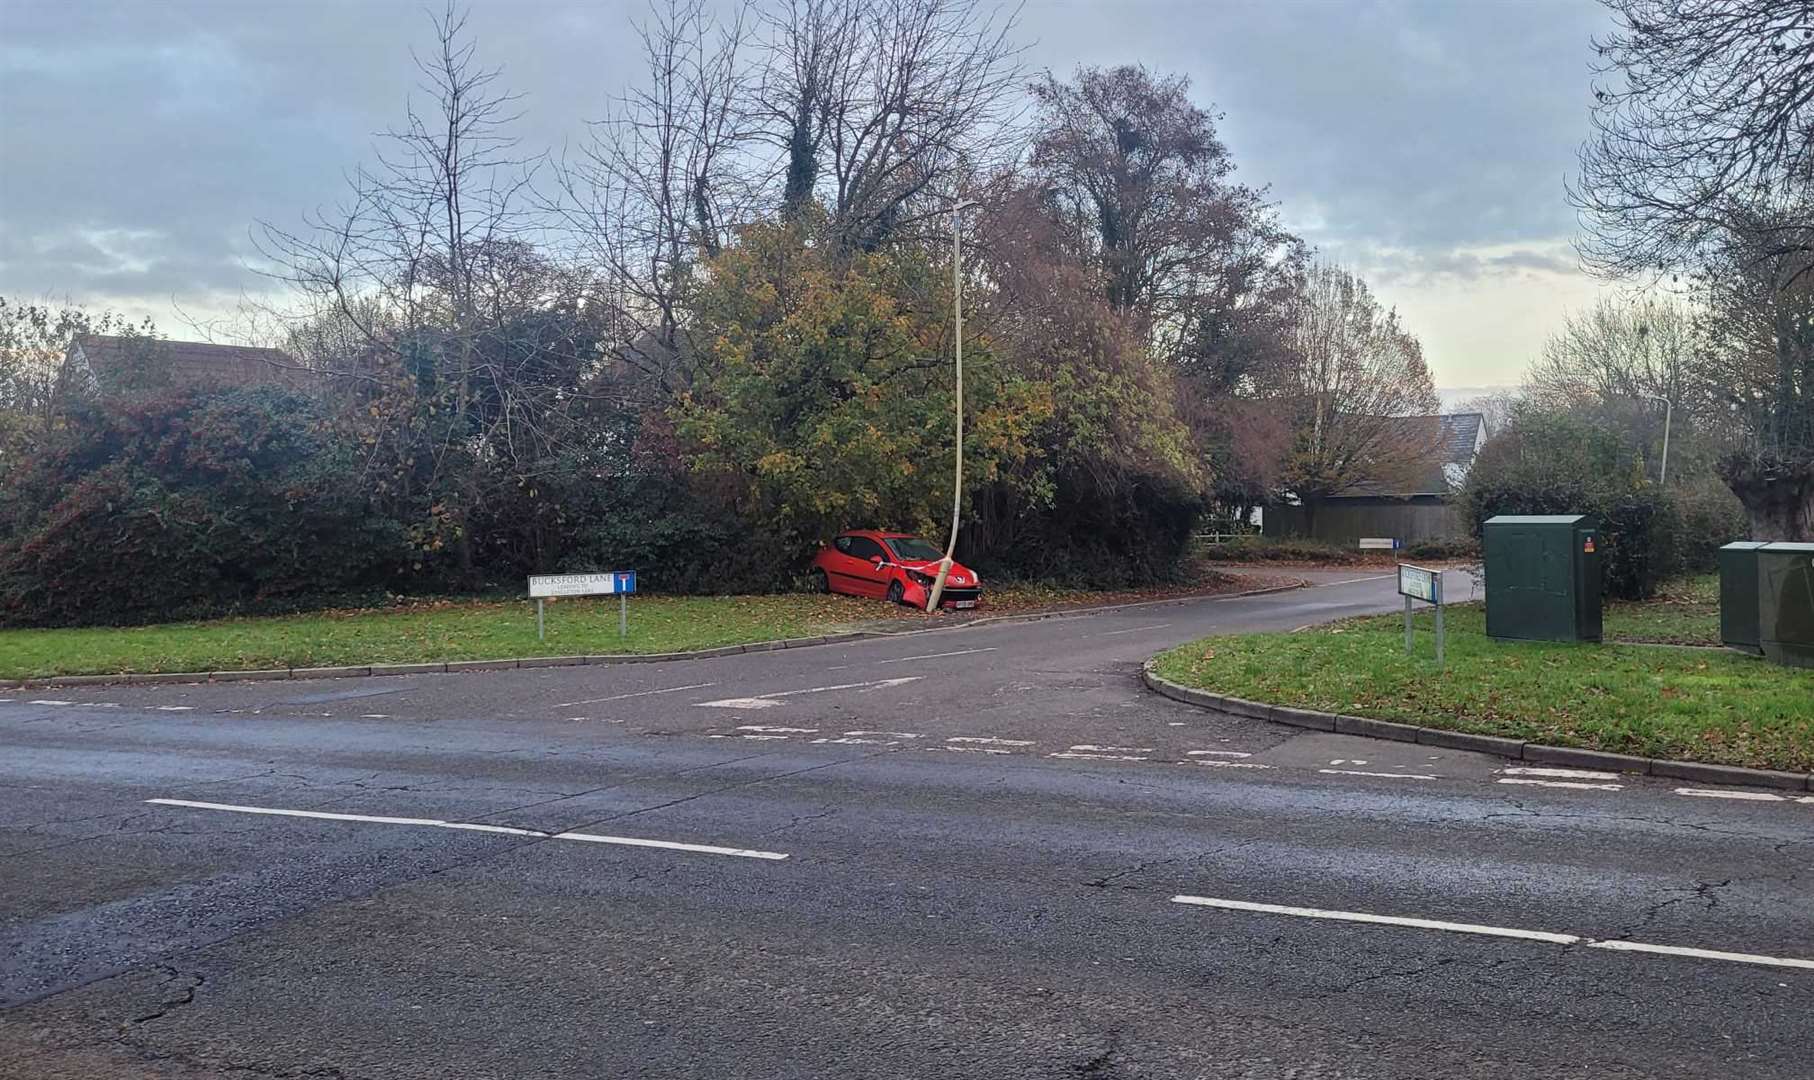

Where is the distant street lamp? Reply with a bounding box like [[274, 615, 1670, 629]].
[[926, 199, 979, 613], [1639, 393, 1674, 485]]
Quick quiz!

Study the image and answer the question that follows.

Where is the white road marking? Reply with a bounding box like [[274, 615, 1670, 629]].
[[875, 647, 998, 665], [737, 725, 819, 734], [1098, 623, 1172, 637], [943, 745, 1011, 754], [1050, 752, 1148, 762], [1187, 749, 1253, 758], [1674, 788, 1789, 803], [1188, 759, 1274, 769], [360, 714, 390, 719], [695, 676, 922, 709], [1319, 769, 1437, 780], [1497, 777, 1624, 791], [1329, 758, 1369, 766], [706, 733, 790, 740], [151, 705, 195, 711], [1501, 766, 1621, 781], [845, 730, 925, 739], [1071, 744, 1153, 753], [145, 799, 787, 860], [553, 682, 716, 708], [946, 736, 1034, 746], [28, 700, 75, 706], [812, 736, 887, 745], [1170, 894, 1814, 971]]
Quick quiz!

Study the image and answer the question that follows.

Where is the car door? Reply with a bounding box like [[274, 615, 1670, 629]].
[[825, 535, 878, 596], [842, 536, 892, 597]]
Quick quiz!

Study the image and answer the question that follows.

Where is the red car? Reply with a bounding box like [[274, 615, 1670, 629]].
[[809, 531, 984, 610]]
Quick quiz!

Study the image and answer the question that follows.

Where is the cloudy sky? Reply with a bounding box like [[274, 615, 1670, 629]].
[[0, 0, 1617, 389]]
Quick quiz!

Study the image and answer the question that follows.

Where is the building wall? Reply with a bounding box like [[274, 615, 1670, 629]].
[[1263, 497, 1465, 545]]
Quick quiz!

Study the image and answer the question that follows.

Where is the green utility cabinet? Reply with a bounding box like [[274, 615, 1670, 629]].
[[1483, 514, 1603, 643], [1758, 542, 1814, 669], [1719, 541, 1769, 654]]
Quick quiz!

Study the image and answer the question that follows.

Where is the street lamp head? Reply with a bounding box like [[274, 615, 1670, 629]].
[[952, 199, 980, 214]]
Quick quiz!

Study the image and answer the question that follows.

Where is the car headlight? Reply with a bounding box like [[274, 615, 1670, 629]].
[[906, 570, 934, 586]]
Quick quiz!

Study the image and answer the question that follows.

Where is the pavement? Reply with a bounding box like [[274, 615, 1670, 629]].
[[2, 568, 1810, 1078]]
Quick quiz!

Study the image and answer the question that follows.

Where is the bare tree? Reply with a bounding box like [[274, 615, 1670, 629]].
[[757, 0, 1026, 249], [1573, 0, 1814, 279], [1272, 263, 1441, 534], [0, 297, 155, 440], [559, 0, 755, 392], [256, 4, 595, 580]]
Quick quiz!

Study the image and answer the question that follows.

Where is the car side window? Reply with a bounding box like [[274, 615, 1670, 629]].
[[847, 537, 884, 562], [834, 536, 852, 555]]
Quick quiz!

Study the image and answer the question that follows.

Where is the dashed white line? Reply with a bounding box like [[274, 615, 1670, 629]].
[[1188, 759, 1274, 769], [944, 746, 1012, 755], [553, 682, 716, 708], [845, 730, 925, 739], [695, 676, 922, 709], [876, 647, 998, 665], [706, 733, 791, 740], [145, 798, 789, 860], [1050, 751, 1149, 762], [1674, 788, 1807, 803], [1170, 894, 1814, 971], [1497, 777, 1624, 791], [737, 725, 819, 734], [1070, 744, 1153, 753], [151, 705, 195, 711], [1187, 749, 1253, 758], [1098, 623, 1172, 637], [946, 736, 1034, 746], [1319, 769, 1438, 780], [1501, 766, 1621, 781], [28, 700, 75, 706], [812, 736, 888, 745]]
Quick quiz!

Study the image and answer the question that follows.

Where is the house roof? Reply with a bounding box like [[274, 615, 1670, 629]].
[[1336, 412, 1486, 499], [71, 335, 303, 391]]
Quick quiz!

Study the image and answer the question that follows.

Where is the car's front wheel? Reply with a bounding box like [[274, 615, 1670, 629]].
[[886, 579, 905, 606], [811, 569, 830, 594]]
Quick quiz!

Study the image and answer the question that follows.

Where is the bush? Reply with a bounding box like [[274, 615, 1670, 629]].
[[0, 388, 410, 626], [1198, 536, 1363, 564], [1401, 537, 1480, 561]]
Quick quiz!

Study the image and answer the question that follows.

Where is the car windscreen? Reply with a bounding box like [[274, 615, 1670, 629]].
[[885, 537, 943, 561]]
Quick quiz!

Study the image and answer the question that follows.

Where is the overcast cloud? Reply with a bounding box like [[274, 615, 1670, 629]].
[[0, 0, 1616, 387]]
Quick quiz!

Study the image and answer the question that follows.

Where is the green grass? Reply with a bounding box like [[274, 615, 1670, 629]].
[[1604, 574, 1719, 645], [0, 594, 903, 680], [1153, 596, 1814, 773]]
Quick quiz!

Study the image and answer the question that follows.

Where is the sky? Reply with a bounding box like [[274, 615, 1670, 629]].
[[0, 0, 1619, 390]]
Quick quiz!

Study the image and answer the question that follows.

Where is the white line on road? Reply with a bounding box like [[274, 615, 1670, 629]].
[[1674, 788, 1808, 803], [1188, 759, 1274, 769], [1187, 749, 1253, 758], [706, 733, 790, 740], [145, 799, 788, 860], [944, 745, 1011, 754], [1050, 751, 1148, 762], [28, 700, 75, 706], [1501, 766, 1621, 781], [845, 730, 925, 739], [812, 736, 887, 745], [695, 676, 922, 709], [737, 725, 819, 734], [946, 736, 1034, 746], [1319, 769, 1438, 780], [876, 647, 998, 665], [151, 705, 195, 711], [1170, 894, 1814, 971], [553, 682, 716, 708], [1070, 744, 1153, 753], [1496, 777, 1624, 791], [1098, 623, 1172, 636]]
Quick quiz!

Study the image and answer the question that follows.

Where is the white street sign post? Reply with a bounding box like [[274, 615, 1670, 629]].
[[528, 571, 637, 642], [1397, 564, 1445, 668]]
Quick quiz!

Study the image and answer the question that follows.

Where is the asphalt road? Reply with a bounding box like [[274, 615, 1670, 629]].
[[3, 570, 1811, 1079]]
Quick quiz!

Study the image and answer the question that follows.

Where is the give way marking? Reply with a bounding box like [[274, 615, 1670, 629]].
[[146, 799, 789, 860], [695, 676, 922, 710], [1172, 894, 1814, 972]]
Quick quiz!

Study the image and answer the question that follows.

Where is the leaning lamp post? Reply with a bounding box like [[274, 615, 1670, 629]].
[[926, 199, 979, 613], [1639, 393, 1674, 485]]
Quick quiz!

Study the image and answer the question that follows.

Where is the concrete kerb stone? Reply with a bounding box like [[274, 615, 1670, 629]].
[[515, 656, 590, 670], [367, 662, 449, 677], [210, 669, 289, 682], [1141, 662, 1812, 792], [292, 666, 374, 680], [445, 660, 518, 673]]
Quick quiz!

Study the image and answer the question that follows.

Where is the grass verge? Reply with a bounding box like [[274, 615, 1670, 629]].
[[0, 568, 1293, 680], [1604, 574, 1719, 645], [1152, 597, 1813, 773]]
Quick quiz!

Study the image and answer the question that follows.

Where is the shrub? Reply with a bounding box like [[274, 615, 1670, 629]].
[[1401, 537, 1480, 561], [0, 388, 410, 626]]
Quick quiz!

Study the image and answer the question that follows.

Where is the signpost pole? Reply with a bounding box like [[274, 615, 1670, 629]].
[[619, 593, 627, 639], [537, 598, 545, 642], [1404, 595, 1413, 654], [1435, 601, 1445, 668]]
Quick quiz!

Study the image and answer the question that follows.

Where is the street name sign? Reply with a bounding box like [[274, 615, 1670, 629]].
[[527, 571, 638, 640], [1396, 563, 1446, 667]]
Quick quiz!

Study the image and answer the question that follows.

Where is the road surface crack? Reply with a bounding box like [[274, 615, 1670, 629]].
[[129, 964, 204, 1025]]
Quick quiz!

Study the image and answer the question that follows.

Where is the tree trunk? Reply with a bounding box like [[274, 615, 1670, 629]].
[[1721, 452, 1814, 541]]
